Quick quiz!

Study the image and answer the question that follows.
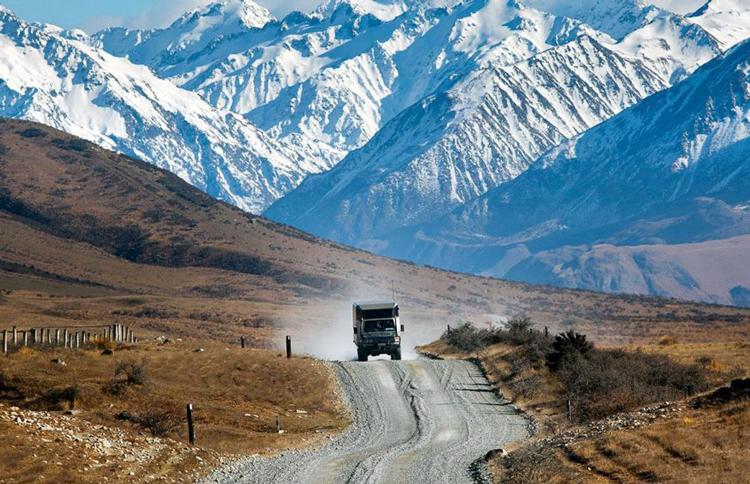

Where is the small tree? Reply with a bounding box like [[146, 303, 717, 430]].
[[545, 330, 593, 372]]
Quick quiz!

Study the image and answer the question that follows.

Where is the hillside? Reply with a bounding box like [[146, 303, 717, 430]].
[[2, 119, 750, 354]]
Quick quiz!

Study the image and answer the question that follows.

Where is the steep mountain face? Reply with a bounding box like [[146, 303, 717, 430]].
[[389, 39, 750, 305], [0, 6, 308, 213], [266, 34, 672, 246], [265, 0, 723, 247]]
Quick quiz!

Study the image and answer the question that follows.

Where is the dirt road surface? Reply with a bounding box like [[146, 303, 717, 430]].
[[206, 359, 530, 483]]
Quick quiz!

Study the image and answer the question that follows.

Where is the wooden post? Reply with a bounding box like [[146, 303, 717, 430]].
[[46, 328, 51, 345], [63, 329, 69, 348], [12, 326, 17, 347], [31, 328, 37, 345], [186, 404, 195, 445], [23, 331, 28, 347], [55, 329, 61, 346], [2, 330, 7, 354], [286, 336, 292, 359], [112, 324, 118, 342], [241, 336, 245, 349], [76, 332, 81, 349], [275, 416, 281, 433]]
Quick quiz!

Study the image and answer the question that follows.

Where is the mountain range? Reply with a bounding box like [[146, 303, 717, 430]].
[[1, 0, 749, 305]]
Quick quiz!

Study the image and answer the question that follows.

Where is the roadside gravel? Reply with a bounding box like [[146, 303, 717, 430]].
[[204, 359, 529, 484]]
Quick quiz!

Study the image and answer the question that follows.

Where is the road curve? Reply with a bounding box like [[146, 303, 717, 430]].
[[205, 359, 530, 484]]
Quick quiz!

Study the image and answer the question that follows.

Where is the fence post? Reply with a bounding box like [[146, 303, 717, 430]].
[[63, 329, 69, 348], [186, 404, 195, 445], [22, 331, 28, 347], [31, 328, 37, 345], [55, 329, 60, 346], [286, 336, 292, 359], [12, 326, 17, 347], [241, 336, 245, 349], [275, 416, 281, 433], [113, 324, 118, 342], [2, 330, 7, 354]]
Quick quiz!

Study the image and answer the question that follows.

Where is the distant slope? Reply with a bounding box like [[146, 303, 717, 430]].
[[387, 39, 750, 306], [2, 119, 749, 348]]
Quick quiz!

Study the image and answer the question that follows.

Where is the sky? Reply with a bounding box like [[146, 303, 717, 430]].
[[0, 0, 708, 33]]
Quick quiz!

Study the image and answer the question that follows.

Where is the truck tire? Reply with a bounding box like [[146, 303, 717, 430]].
[[357, 349, 368, 362], [391, 348, 402, 361]]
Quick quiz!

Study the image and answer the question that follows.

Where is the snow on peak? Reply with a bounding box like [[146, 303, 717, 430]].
[[521, 0, 660, 40], [176, 0, 274, 29], [688, 0, 750, 48]]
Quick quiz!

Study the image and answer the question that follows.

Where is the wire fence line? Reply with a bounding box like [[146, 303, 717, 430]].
[[2, 323, 138, 354]]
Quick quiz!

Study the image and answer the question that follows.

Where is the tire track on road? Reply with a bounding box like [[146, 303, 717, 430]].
[[204, 359, 530, 484]]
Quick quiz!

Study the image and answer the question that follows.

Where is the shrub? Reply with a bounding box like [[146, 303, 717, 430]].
[[124, 410, 180, 437], [545, 331, 593, 372], [115, 359, 148, 385], [506, 317, 536, 345], [17, 127, 47, 138], [33, 385, 80, 410], [441, 323, 503, 352], [558, 349, 708, 422], [509, 375, 544, 399]]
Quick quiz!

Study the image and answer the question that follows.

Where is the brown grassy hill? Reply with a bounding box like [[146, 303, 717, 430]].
[[1, 118, 749, 355]]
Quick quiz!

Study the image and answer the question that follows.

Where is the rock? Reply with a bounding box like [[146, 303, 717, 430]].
[[194, 348, 205, 353]]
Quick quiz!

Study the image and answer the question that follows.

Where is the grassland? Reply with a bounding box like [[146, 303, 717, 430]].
[[0, 340, 349, 482]]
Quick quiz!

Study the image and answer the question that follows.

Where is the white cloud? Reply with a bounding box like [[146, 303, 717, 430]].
[[650, 0, 706, 15]]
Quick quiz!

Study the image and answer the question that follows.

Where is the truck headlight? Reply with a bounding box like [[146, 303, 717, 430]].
[[394, 336, 401, 343]]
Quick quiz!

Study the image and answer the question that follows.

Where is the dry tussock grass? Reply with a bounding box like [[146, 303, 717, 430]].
[[0, 339, 349, 481]]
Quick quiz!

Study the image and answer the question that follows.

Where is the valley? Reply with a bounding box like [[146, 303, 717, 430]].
[[1, 0, 750, 481]]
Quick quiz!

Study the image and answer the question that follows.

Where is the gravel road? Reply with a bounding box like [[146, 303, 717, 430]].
[[205, 359, 530, 484]]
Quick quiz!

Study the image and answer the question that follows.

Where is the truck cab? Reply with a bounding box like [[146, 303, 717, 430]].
[[353, 301, 403, 361]]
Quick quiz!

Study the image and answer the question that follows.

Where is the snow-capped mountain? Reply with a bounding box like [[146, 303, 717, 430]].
[[689, 0, 750, 49], [386, 38, 750, 305], [0, 5, 309, 212], [265, 0, 723, 247]]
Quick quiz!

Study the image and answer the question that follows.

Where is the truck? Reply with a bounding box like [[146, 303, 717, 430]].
[[352, 301, 404, 361]]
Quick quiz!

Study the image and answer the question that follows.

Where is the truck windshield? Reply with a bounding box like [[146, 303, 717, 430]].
[[362, 308, 395, 319], [364, 320, 396, 332]]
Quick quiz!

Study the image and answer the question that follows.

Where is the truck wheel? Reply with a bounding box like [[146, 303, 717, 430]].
[[391, 349, 402, 361], [357, 349, 368, 362]]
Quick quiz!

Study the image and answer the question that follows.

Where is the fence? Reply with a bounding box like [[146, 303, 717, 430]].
[[2, 323, 138, 354]]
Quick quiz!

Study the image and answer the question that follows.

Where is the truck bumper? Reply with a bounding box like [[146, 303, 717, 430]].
[[361, 344, 400, 356]]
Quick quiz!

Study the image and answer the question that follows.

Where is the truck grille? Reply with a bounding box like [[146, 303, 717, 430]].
[[364, 336, 394, 344]]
